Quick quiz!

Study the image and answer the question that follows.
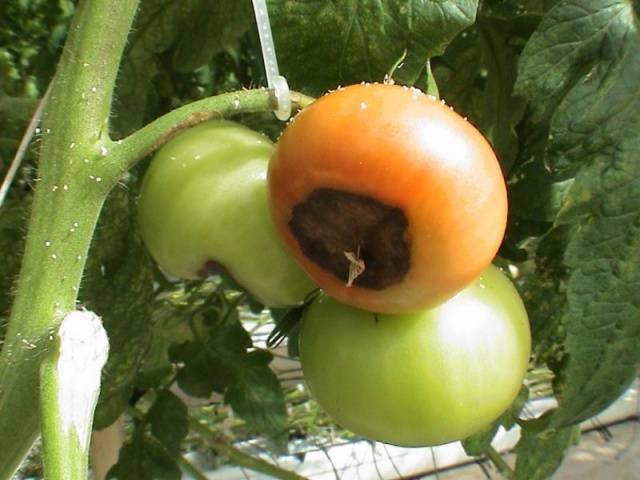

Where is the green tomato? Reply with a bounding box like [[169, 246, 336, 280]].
[[138, 120, 315, 307], [299, 265, 531, 447]]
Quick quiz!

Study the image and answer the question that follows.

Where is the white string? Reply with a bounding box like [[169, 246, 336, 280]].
[[0, 83, 52, 210], [251, 0, 291, 121]]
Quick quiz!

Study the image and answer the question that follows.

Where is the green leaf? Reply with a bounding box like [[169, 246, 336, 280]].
[[269, 0, 478, 95], [513, 425, 580, 480], [113, 0, 253, 136], [434, 14, 528, 172], [170, 300, 252, 398], [462, 386, 528, 456], [225, 349, 288, 446], [86, 188, 155, 429], [148, 391, 189, 456], [516, 0, 640, 426], [171, 0, 253, 72], [107, 426, 181, 480]]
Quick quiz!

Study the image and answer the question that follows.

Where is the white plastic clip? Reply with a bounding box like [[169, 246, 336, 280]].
[[252, 0, 291, 121]]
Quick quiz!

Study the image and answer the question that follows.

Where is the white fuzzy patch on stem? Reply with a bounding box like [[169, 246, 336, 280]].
[[56, 311, 109, 453]]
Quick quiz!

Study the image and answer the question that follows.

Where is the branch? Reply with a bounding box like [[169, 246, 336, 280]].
[[485, 445, 514, 479], [40, 311, 109, 480], [106, 89, 315, 180], [177, 456, 209, 480], [188, 417, 308, 480]]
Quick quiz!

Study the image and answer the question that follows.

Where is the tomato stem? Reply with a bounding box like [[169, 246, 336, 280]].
[[0, 0, 139, 476], [485, 445, 515, 479], [188, 417, 308, 480], [107, 90, 315, 181]]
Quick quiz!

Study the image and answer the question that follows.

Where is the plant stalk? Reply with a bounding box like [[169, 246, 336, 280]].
[[485, 445, 514, 479], [0, 0, 139, 477], [189, 418, 307, 480]]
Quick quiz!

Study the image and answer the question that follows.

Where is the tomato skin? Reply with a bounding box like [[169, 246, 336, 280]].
[[299, 265, 530, 447], [137, 120, 315, 307], [268, 83, 507, 313]]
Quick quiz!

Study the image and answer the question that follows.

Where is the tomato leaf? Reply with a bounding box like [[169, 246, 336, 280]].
[[86, 187, 155, 430], [148, 391, 189, 456], [170, 0, 253, 72], [515, 0, 640, 427], [268, 0, 478, 95], [170, 304, 250, 399], [225, 349, 288, 448], [113, 0, 252, 136], [513, 425, 580, 480], [107, 424, 181, 480], [434, 11, 531, 173]]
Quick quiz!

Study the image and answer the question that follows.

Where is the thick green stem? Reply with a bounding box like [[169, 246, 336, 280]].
[[0, 0, 139, 477], [0, 1, 312, 477], [189, 418, 307, 480]]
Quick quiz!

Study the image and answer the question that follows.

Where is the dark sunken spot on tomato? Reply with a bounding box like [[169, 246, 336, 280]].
[[288, 188, 410, 289], [197, 260, 228, 278]]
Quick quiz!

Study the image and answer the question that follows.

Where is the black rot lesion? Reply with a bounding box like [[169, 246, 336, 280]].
[[289, 187, 411, 290]]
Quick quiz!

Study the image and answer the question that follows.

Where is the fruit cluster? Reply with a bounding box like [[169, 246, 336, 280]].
[[138, 83, 531, 447]]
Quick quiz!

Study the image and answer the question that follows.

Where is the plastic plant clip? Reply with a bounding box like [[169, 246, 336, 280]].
[[251, 0, 291, 121]]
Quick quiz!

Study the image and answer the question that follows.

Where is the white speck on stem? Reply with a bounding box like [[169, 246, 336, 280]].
[[91, 86, 97, 93], [52, 185, 59, 192], [44, 241, 52, 247], [194, 155, 201, 160], [69, 142, 76, 149], [63, 185, 69, 191], [360, 102, 367, 110], [100, 145, 108, 156], [232, 96, 240, 109], [51, 253, 58, 260], [76, 255, 82, 261], [95, 177, 102, 183], [55, 311, 109, 453]]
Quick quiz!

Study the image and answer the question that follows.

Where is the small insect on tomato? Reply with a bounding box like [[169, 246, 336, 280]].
[[268, 83, 508, 313]]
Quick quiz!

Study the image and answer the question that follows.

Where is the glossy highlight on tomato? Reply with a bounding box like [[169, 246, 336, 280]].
[[137, 120, 315, 307], [299, 265, 531, 447], [268, 83, 507, 313]]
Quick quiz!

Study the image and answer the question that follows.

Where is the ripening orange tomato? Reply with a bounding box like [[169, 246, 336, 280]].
[[268, 83, 507, 314]]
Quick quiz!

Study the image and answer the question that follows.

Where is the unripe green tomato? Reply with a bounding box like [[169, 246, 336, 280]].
[[299, 265, 531, 447], [137, 120, 315, 307]]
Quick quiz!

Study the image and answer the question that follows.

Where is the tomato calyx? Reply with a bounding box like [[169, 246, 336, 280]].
[[288, 187, 410, 289]]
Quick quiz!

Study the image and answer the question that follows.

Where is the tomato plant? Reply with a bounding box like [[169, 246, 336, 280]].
[[299, 265, 530, 447], [137, 120, 315, 307], [2, 1, 638, 479], [268, 83, 507, 314]]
